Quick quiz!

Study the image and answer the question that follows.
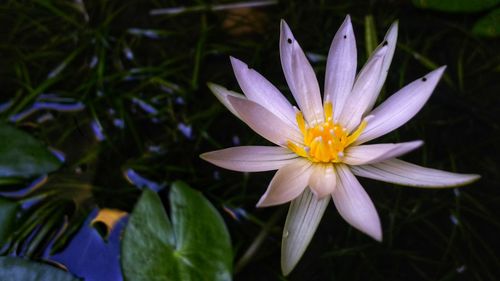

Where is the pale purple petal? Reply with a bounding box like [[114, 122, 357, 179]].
[[333, 164, 382, 241], [308, 163, 337, 198], [339, 46, 388, 132], [257, 158, 312, 207], [207, 82, 245, 119], [280, 20, 324, 125], [227, 95, 303, 146], [230, 57, 296, 127], [324, 15, 357, 121], [281, 188, 329, 275], [343, 140, 423, 165], [364, 21, 399, 113], [200, 146, 298, 172], [355, 66, 446, 145], [351, 159, 480, 187]]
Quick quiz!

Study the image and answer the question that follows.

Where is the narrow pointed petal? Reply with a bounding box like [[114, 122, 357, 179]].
[[364, 21, 399, 113], [343, 140, 423, 165], [281, 188, 329, 276], [355, 66, 446, 145], [207, 82, 245, 119], [257, 158, 312, 207], [333, 164, 382, 241], [324, 15, 357, 121], [280, 20, 324, 125], [339, 46, 388, 132], [200, 146, 298, 172], [308, 163, 337, 198], [227, 95, 303, 146], [230, 57, 296, 127], [351, 159, 480, 187]]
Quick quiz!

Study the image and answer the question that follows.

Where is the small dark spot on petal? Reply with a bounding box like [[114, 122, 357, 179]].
[[383, 40, 388, 46], [343, 35, 347, 39], [287, 38, 292, 44], [422, 77, 427, 82]]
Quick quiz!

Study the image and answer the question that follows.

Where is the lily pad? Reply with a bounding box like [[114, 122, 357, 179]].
[[412, 0, 500, 12], [121, 181, 232, 281], [0, 123, 61, 178], [0, 257, 79, 281], [0, 198, 18, 246], [473, 8, 500, 37]]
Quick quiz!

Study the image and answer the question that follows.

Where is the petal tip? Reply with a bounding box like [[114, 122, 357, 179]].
[[255, 196, 270, 208]]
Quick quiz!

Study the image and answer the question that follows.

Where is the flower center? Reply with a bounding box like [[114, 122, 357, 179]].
[[287, 102, 367, 163]]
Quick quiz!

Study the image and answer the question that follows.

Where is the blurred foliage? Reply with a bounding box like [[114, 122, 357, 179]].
[[0, 256, 78, 281], [472, 8, 500, 37], [412, 0, 499, 12], [0, 198, 18, 245], [0, 0, 498, 280]]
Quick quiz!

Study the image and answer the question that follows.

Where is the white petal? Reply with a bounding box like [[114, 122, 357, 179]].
[[308, 163, 337, 198], [333, 164, 382, 241], [207, 82, 245, 119], [351, 158, 480, 188], [324, 15, 357, 121], [339, 46, 388, 132], [257, 158, 312, 207], [280, 20, 323, 125], [364, 21, 399, 113], [355, 66, 446, 145], [281, 188, 329, 276], [227, 95, 302, 146], [343, 140, 423, 165], [200, 146, 298, 172], [230, 57, 296, 127]]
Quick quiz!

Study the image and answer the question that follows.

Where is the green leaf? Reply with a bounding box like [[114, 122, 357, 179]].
[[0, 257, 79, 281], [0, 123, 61, 178], [412, 0, 500, 12], [364, 15, 378, 57], [122, 181, 232, 281], [473, 8, 500, 37], [0, 198, 18, 246]]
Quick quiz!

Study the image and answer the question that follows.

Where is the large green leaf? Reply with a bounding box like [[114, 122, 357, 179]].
[[121, 181, 232, 281], [0, 123, 61, 178], [412, 0, 500, 12], [473, 8, 500, 37], [0, 257, 79, 281], [0, 198, 18, 245]]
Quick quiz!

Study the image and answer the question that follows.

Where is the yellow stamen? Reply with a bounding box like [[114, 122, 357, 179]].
[[324, 102, 333, 121], [287, 102, 368, 163], [295, 110, 306, 135]]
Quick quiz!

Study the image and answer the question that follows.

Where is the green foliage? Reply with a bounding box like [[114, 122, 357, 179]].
[[0, 123, 61, 178], [412, 0, 500, 12], [0, 257, 79, 281], [0, 198, 18, 246], [121, 182, 232, 281], [473, 8, 500, 37]]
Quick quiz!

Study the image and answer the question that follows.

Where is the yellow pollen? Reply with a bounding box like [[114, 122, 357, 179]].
[[287, 102, 367, 163]]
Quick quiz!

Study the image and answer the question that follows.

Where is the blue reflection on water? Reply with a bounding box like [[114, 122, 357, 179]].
[[177, 122, 192, 139], [132, 97, 158, 115], [127, 28, 161, 39], [50, 209, 127, 281], [0, 100, 13, 113], [90, 119, 106, 141], [124, 168, 166, 192], [8, 94, 85, 122]]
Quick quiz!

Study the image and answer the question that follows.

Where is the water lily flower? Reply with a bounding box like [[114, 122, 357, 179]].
[[201, 15, 479, 275]]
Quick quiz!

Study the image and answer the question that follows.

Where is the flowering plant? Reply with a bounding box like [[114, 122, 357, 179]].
[[202, 15, 479, 275]]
